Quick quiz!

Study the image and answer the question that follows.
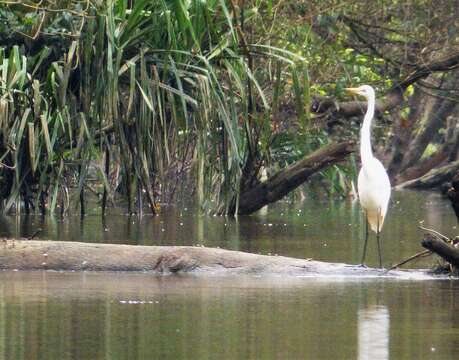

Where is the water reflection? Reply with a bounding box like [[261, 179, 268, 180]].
[[0, 190, 456, 360], [0, 272, 459, 359], [358, 306, 390, 360]]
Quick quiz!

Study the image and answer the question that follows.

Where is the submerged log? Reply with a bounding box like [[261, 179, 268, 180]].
[[421, 234, 459, 268], [0, 240, 417, 277]]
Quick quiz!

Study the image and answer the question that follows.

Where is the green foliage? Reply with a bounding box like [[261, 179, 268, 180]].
[[0, 0, 311, 215], [7, 0, 436, 214]]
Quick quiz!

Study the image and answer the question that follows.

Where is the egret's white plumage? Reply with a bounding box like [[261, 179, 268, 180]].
[[346, 85, 391, 266], [358, 157, 391, 233]]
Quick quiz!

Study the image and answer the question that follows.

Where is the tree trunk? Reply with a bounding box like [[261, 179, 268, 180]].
[[0, 240, 426, 277], [399, 99, 457, 175], [447, 172, 459, 222], [386, 88, 430, 180], [233, 140, 355, 215], [399, 116, 459, 181], [445, 116, 459, 162], [397, 72, 459, 181]]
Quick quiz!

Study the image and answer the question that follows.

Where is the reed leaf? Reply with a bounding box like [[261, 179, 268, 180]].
[[0, 0, 316, 215]]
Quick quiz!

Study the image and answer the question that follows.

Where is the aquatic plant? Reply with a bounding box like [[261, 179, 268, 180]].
[[0, 0, 317, 215]]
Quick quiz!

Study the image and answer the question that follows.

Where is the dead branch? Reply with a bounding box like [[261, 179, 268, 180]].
[[311, 52, 459, 118], [233, 140, 355, 215], [387, 249, 432, 271], [395, 160, 459, 189]]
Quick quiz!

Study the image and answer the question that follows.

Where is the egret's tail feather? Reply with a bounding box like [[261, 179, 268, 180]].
[[367, 210, 385, 233]]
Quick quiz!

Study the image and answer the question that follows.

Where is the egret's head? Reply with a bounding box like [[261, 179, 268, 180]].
[[345, 85, 375, 99]]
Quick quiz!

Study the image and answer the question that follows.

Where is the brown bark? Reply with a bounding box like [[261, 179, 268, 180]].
[[399, 93, 458, 174], [399, 116, 459, 182], [234, 140, 355, 215], [0, 240, 419, 276], [386, 88, 430, 179], [421, 234, 459, 268]]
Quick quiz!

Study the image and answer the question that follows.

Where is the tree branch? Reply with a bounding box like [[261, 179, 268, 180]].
[[311, 52, 459, 118], [395, 160, 459, 190], [234, 140, 355, 215]]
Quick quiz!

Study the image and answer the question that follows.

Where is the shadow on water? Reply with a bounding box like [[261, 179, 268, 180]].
[[0, 190, 457, 359]]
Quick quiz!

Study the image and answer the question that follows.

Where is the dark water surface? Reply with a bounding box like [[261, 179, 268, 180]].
[[0, 190, 458, 359]]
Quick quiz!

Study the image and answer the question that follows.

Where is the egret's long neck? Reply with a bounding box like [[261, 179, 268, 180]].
[[360, 92, 375, 166]]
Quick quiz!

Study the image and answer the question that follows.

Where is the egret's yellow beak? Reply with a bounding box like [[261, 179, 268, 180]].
[[345, 87, 359, 94]]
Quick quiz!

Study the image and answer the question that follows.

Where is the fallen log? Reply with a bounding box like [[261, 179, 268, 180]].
[[0, 240, 424, 277], [421, 234, 459, 268], [395, 160, 459, 190], [235, 140, 355, 215]]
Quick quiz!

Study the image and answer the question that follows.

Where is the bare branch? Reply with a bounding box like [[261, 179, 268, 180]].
[[311, 52, 459, 118]]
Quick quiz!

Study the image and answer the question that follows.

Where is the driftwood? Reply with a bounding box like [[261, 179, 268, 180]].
[[395, 160, 459, 190], [421, 234, 459, 268], [0, 239, 423, 277], [236, 140, 355, 214]]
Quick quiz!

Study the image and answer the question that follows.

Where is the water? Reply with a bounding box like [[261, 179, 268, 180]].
[[0, 190, 457, 359]]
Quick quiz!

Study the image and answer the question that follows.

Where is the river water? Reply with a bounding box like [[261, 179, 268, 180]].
[[0, 190, 457, 359]]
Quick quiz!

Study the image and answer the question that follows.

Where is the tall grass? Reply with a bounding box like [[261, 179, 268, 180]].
[[0, 0, 311, 215]]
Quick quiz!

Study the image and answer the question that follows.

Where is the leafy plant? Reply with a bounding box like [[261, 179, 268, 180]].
[[0, 0, 311, 215]]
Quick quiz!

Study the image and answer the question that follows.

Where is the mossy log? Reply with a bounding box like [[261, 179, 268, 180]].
[[0, 240, 423, 277]]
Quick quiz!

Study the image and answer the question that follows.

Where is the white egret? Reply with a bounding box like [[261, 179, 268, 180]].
[[345, 85, 391, 268]]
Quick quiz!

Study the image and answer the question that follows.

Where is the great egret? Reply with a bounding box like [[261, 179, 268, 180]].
[[345, 85, 391, 268]]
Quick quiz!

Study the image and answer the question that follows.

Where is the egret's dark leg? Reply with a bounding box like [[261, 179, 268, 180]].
[[376, 211, 383, 268], [361, 212, 369, 265]]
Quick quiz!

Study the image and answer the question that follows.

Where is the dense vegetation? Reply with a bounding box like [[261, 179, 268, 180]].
[[0, 1, 458, 216]]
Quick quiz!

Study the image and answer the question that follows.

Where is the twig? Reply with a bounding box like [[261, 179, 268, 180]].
[[386, 227, 451, 272], [27, 229, 42, 240], [386, 249, 432, 272], [0, 1, 93, 18], [0, 162, 15, 170], [418, 225, 450, 242]]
